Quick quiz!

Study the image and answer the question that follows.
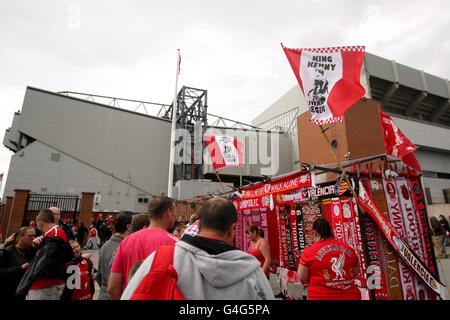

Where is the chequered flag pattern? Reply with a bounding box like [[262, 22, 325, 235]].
[[311, 116, 343, 125], [285, 46, 365, 53]]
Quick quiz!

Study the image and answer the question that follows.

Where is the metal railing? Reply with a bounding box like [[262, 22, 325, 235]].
[[57, 90, 260, 130], [26, 193, 80, 212]]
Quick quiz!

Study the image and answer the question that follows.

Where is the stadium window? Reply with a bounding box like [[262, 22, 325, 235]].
[[425, 188, 433, 205], [444, 189, 450, 204]]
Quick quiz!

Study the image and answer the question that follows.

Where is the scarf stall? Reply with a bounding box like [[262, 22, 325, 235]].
[[232, 154, 445, 300]]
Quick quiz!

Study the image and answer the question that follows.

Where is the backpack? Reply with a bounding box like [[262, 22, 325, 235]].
[[130, 245, 185, 300]]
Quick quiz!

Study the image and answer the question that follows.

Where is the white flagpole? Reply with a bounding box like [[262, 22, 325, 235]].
[[167, 49, 181, 198]]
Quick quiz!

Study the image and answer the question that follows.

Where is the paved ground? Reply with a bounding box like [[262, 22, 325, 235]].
[[84, 245, 450, 300]]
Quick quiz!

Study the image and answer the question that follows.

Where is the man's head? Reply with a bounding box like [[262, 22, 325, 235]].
[[198, 198, 237, 244], [36, 208, 56, 233], [114, 211, 133, 235], [148, 196, 177, 230], [49, 207, 61, 224], [130, 213, 150, 233]]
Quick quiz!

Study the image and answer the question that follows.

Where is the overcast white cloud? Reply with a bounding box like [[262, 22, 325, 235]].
[[1, 0, 449, 197]]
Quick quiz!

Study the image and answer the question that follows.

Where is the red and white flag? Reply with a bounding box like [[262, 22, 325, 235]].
[[282, 44, 365, 125], [204, 134, 244, 171], [379, 108, 422, 172]]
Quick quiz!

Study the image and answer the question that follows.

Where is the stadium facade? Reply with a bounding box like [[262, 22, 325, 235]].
[[1, 87, 291, 212]]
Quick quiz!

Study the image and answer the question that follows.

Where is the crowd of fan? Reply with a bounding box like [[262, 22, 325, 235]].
[[0, 197, 274, 300], [2, 195, 448, 301]]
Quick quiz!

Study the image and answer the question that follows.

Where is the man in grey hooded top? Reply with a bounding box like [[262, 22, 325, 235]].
[[121, 197, 274, 300]]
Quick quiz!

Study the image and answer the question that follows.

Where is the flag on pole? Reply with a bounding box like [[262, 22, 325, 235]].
[[379, 108, 422, 172], [204, 134, 244, 171], [282, 44, 366, 125], [167, 49, 181, 197]]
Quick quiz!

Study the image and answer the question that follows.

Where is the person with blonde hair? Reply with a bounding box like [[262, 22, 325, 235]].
[[188, 213, 199, 226], [181, 213, 200, 237], [0, 226, 36, 299]]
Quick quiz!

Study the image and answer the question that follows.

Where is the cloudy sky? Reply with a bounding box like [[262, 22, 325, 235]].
[[1, 0, 449, 197]]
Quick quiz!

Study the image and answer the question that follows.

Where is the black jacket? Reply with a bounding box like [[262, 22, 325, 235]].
[[441, 219, 450, 232], [0, 245, 37, 300], [15, 236, 74, 300], [76, 225, 88, 243], [59, 221, 75, 241]]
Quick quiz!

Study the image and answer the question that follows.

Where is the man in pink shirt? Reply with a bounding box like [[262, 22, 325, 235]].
[[107, 196, 178, 300]]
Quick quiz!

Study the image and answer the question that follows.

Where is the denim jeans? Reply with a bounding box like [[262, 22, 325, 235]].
[[83, 237, 97, 250]]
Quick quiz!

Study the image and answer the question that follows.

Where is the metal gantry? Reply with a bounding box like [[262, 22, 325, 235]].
[[58, 87, 260, 187]]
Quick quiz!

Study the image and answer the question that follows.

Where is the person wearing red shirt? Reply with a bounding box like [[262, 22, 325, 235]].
[[61, 240, 96, 300], [107, 196, 178, 300], [245, 225, 271, 279], [15, 208, 73, 300], [297, 217, 361, 300], [83, 224, 98, 250]]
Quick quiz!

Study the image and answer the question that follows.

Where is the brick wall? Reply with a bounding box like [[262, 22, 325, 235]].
[[298, 99, 385, 165]]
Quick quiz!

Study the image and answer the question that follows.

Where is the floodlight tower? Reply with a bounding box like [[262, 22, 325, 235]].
[[164, 86, 208, 186]]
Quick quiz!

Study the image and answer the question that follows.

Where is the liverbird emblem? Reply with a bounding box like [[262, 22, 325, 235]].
[[330, 253, 346, 281]]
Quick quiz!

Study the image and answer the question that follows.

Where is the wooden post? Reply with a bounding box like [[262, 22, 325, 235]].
[[78, 192, 95, 247], [319, 125, 364, 211], [215, 171, 225, 193], [6, 190, 30, 238]]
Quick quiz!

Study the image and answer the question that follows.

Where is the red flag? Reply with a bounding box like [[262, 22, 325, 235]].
[[204, 134, 244, 171], [282, 44, 365, 125], [379, 108, 422, 172]]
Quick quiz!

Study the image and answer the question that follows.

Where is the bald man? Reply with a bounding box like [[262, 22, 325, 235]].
[[49, 207, 75, 241]]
